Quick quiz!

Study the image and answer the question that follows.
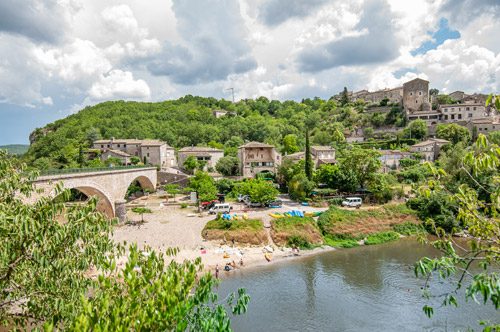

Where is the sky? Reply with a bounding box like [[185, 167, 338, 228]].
[[0, 0, 499, 144]]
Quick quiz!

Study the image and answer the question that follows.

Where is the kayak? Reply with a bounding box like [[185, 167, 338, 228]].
[[264, 253, 272, 262], [269, 213, 284, 219]]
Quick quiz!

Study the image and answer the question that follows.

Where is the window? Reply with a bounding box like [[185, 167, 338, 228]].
[[419, 91, 422, 96], [415, 100, 418, 103], [117, 144, 120, 147], [468, 113, 473, 118], [410, 92, 413, 96], [107, 144, 110, 148], [458, 114, 462, 119], [444, 108, 448, 112], [147, 153, 150, 157], [101, 145, 104, 148], [124, 144, 127, 148], [451, 114, 455, 120], [444, 115, 448, 120], [473, 107, 477, 111], [466, 107, 470, 111]]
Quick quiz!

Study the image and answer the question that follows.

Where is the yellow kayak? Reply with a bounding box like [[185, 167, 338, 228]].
[[264, 253, 272, 262], [269, 213, 284, 219]]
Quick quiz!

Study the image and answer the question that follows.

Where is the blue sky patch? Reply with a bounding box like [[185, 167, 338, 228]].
[[411, 18, 460, 55]]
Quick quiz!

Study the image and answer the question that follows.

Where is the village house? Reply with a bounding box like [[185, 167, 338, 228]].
[[439, 103, 488, 123], [93, 138, 176, 168], [177, 146, 224, 171], [409, 138, 450, 162], [378, 150, 413, 172], [238, 142, 281, 178], [100, 149, 132, 165], [283, 146, 336, 168], [467, 117, 500, 134]]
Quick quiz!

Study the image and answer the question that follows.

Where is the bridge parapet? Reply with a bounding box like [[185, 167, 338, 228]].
[[31, 167, 158, 222]]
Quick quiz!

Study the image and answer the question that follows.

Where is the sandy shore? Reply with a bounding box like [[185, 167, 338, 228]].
[[112, 194, 332, 275]]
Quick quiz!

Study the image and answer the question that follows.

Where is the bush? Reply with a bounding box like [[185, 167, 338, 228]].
[[323, 235, 359, 248], [180, 203, 188, 209], [328, 197, 343, 206], [406, 190, 459, 233], [287, 235, 312, 249], [393, 222, 424, 236], [364, 231, 400, 245]]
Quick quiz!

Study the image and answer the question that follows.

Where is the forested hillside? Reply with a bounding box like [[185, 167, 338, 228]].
[[0, 144, 29, 155], [25, 95, 405, 169]]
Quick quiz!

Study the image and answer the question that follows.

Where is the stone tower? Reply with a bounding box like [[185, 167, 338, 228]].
[[403, 78, 429, 113]]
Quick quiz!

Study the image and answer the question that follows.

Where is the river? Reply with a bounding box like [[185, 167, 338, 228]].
[[218, 238, 498, 331]]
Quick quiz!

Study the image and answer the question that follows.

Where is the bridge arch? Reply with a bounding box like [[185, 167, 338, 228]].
[[69, 186, 114, 219]]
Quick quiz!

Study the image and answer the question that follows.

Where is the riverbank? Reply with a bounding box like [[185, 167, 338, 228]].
[[112, 195, 421, 276]]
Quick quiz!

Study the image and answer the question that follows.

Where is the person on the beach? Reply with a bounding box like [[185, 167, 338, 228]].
[[239, 257, 244, 266], [215, 264, 219, 278], [230, 260, 236, 268]]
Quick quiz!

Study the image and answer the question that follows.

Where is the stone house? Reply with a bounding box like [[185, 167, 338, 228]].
[[178, 146, 224, 171], [93, 138, 176, 168], [439, 103, 487, 123], [352, 87, 403, 105], [467, 118, 500, 134], [101, 149, 132, 165], [409, 138, 450, 162], [238, 142, 281, 178], [283, 146, 336, 168], [378, 150, 412, 172]]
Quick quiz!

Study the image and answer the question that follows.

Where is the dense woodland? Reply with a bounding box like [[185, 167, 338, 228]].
[[25, 95, 408, 169]]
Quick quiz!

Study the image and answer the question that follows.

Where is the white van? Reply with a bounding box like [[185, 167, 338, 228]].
[[341, 197, 362, 208], [208, 203, 232, 214]]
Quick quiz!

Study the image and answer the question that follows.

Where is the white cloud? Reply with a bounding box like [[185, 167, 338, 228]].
[[89, 69, 151, 100], [42, 97, 54, 105]]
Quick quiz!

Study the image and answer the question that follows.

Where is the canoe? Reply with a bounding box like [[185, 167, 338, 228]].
[[264, 253, 272, 262], [269, 213, 283, 219]]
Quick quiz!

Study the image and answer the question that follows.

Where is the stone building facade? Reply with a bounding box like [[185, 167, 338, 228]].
[[378, 150, 412, 172], [238, 142, 281, 178], [283, 146, 336, 168], [352, 87, 403, 105], [402, 78, 430, 113], [409, 138, 449, 162], [93, 138, 176, 168], [177, 147, 224, 171]]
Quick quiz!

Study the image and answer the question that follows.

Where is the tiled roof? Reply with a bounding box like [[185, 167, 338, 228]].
[[411, 138, 449, 148], [378, 150, 412, 156], [179, 146, 223, 153], [311, 145, 335, 151], [239, 141, 274, 148], [103, 149, 131, 157], [140, 140, 168, 147]]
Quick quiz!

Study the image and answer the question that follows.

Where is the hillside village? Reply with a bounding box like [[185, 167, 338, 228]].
[[86, 77, 498, 180]]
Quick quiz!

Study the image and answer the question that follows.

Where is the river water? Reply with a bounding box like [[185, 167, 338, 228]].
[[218, 238, 498, 331]]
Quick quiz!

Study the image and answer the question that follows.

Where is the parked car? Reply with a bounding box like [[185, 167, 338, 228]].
[[244, 196, 262, 207], [265, 200, 283, 208], [201, 200, 219, 209], [341, 197, 362, 208], [208, 203, 233, 214], [237, 194, 249, 202]]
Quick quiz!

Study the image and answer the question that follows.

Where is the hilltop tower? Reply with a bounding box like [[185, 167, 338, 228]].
[[403, 78, 429, 113]]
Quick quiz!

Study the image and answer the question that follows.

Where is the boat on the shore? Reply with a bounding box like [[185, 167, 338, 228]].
[[264, 253, 272, 262]]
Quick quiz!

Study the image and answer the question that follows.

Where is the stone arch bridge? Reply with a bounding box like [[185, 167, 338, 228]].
[[31, 167, 157, 222]]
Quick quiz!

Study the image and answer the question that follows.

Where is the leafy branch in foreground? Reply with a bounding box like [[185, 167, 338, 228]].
[[413, 135, 499, 328], [0, 150, 249, 331]]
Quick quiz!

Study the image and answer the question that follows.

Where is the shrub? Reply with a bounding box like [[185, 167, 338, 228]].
[[287, 235, 312, 249], [180, 203, 188, 209], [393, 222, 424, 236], [328, 197, 343, 206], [364, 231, 400, 245], [323, 235, 359, 248]]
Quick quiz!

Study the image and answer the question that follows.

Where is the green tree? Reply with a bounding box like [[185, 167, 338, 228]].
[[413, 135, 499, 328], [131, 207, 152, 223], [0, 151, 116, 328], [340, 87, 349, 106], [304, 130, 313, 180], [164, 183, 181, 202], [315, 164, 358, 193], [282, 134, 300, 155], [216, 178, 234, 195], [436, 123, 471, 145], [71, 245, 249, 331], [183, 155, 199, 174], [403, 119, 428, 140], [233, 179, 279, 205], [215, 156, 240, 176], [288, 172, 316, 201], [338, 147, 381, 189], [130, 156, 141, 165], [489, 130, 500, 145], [189, 171, 218, 202]]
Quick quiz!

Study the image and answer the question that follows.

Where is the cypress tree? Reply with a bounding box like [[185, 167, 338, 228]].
[[305, 129, 313, 180]]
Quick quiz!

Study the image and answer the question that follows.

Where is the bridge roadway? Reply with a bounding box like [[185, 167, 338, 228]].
[[31, 167, 157, 222]]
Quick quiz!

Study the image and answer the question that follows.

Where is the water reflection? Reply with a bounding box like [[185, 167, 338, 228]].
[[218, 238, 497, 332]]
